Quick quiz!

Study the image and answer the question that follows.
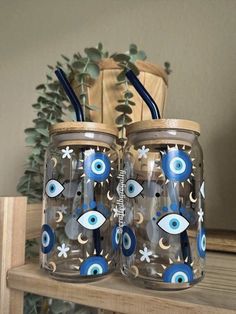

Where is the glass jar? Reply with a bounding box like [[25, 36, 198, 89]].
[[40, 122, 119, 282], [121, 119, 205, 290]]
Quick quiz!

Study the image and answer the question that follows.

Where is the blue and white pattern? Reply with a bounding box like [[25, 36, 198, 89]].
[[41, 224, 55, 254], [77, 210, 106, 230], [162, 149, 192, 182], [163, 263, 193, 283], [157, 213, 189, 235], [122, 226, 136, 257], [80, 256, 108, 276], [84, 152, 111, 182], [197, 228, 206, 258], [45, 179, 64, 198]]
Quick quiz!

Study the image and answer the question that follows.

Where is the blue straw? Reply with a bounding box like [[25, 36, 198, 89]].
[[125, 69, 160, 119], [55, 68, 84, 121]]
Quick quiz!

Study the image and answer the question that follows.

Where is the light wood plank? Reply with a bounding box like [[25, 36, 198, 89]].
[[0, 197, 27, 314], [26, 203, 43, 240], [7, 252, 236, 314]]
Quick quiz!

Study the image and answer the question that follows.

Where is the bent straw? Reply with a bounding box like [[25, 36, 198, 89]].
[[55, 68, 84, 121], [125, 69, 160, 119]]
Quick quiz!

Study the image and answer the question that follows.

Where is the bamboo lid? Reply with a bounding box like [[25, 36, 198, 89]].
[[126, 119, 200, 135], [49, 122, 118, 137], [99, 59, 168, 86]]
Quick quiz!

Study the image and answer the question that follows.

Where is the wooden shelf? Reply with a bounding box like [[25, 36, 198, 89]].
[[7, 252, 236, 314]]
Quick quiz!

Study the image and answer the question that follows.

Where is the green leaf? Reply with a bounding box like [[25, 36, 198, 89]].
[[61, 54, 70, 61], [46, 74, 52, 81], [113, 53, 130, 62], [115, 114, 132, 125], [36, 128, 48, 137], [136, 50, 147, 61], [84, 47, 102, 62], [115, 105, 132, 114], [32, 103, 41, 109], [47, 65, 54, 70], [86, 62, 100, 79], [72, 60, 86, 70], [76, 72, 89, 81], [127, 62, 139, 75], [26, 136, 36, 145], [25, 167, 39, 174], [129, 44, 138, 55], [117, 70, 126, 82], [128, 100, 136, 106], [47, 82, 59, 91], [36, 84, 46, 90], [124, 91, 133, 99]]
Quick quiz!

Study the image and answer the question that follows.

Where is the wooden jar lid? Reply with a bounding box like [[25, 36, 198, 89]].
[[126, 119, 200, 135], [49, 122, 118, 137]]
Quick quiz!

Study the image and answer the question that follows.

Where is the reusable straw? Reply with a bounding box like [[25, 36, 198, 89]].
[[125, 69, 160, 119], [126, 69, 192, 264], [55, 68, 84, 121]]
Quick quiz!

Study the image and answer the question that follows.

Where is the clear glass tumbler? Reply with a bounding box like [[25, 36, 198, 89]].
[[40, 122, 119, 282], [121, 119, 205, 290]]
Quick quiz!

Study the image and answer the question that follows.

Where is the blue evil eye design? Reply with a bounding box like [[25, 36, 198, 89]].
[[41, 224, 55, 254], [80, 256, 108, 276], [77, 211, 106, 230], [125, 179, 143, 198], [45, 179, 64, 198], [122, 226, 136, 256], [163, 263, 193, 283], [162, 150, 192, 182], [197, 228, 206, 258], [84, 152, 111, 182], [112, 225, 121, 250], [158, 214, 189, 235]]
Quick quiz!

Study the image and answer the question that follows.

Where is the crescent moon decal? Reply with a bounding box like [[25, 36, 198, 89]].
[[48, 261, 56, 272], [130, 265, 139, 278], [107, 191, 114, 201], [189, 192, 197, 203], [159, 237, 171, 250], [51, 157, 58, 168], [135, 212, 144, 225], [78, 233, 88, 245], [55, 211, 63, 222]]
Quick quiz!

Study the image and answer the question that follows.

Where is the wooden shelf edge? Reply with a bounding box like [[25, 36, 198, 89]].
[[7, 252, 236, 314]]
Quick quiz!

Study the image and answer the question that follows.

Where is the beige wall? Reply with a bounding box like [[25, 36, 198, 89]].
[[0, 0, 235, 230]]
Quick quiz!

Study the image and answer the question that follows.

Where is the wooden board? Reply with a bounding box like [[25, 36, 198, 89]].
[[0, 197, 27, 314], [7, 252, 236, 313]]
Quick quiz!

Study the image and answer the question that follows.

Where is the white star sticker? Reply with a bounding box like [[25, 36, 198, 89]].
[[138, 145, 149, 159], [112, 206, 119, 218], [61, 146, 73, 159], [198, 208, 204, 223]]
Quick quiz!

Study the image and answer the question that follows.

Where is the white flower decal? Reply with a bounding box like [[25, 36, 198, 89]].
[[139, 245, 152, 263], [57, 243, 70, 258], [61, 146, 73, 159], [58, 204, 67, 214], [138, 146, 149, 159], [198, 208, 204, 223]]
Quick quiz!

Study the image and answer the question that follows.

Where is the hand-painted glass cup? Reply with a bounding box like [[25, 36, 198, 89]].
[[40, 122, 119, 282], [121, 119, 205, 290]]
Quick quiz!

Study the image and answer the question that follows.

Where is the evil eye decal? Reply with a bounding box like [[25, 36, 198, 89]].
[[77, 211, 106, 230], [163, 263, 193, 283], [112, 225, 121, 250], [122, 226, 136, 256], [84, 152, 111, 182], [41, 224, 55, 254], [125, 179, 143, 198], [45, 179, 64, 198], [157, 214, 189, 235], [162, 150, 192, 182], [80, 256, 108, 276], [197, 228, 206, 258]]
